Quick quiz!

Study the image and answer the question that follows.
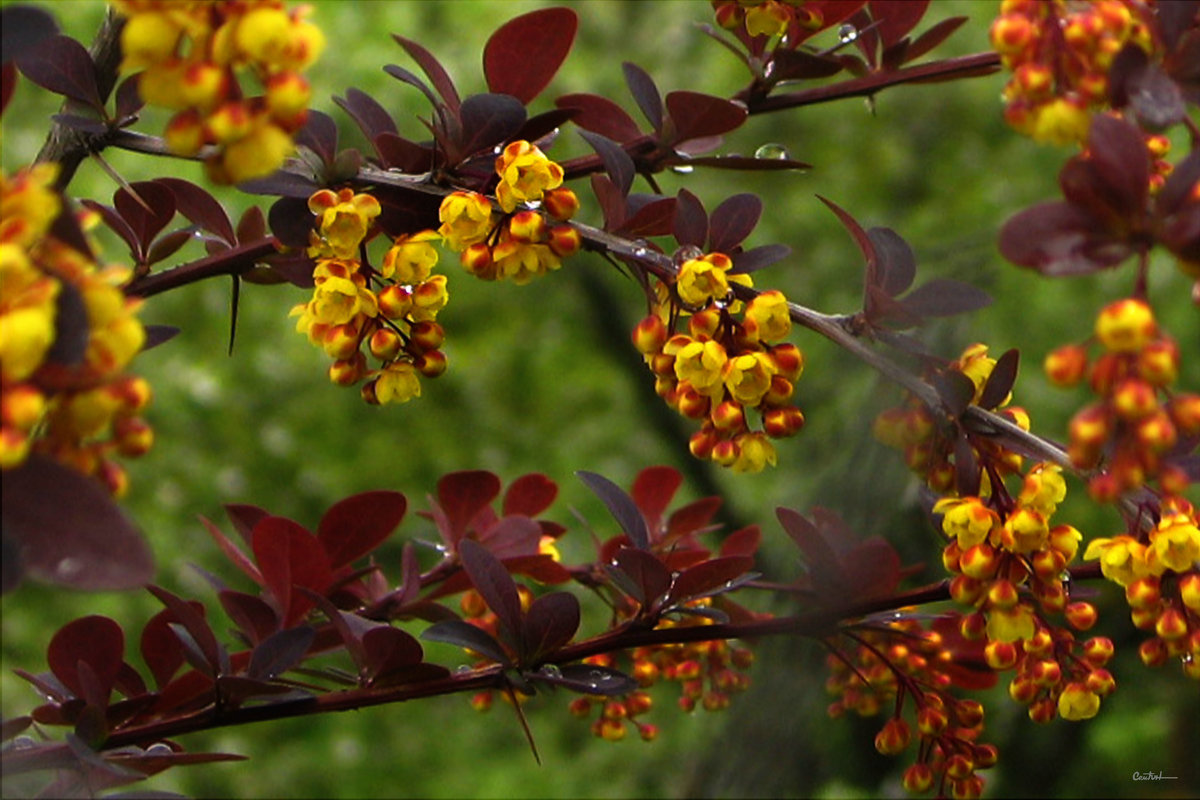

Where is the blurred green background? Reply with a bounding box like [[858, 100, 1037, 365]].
[[2, 1, 1197, 797]]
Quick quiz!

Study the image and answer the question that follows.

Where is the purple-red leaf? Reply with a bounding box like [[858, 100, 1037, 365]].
[[1, 455, 152, 592], [580, 130, 634, 196], [478, 515, 543, 560], [673, 188, 708, 250], [720, 526, 761, 559], [590, 173, 626, 231], [15, 34, 101, 110], [979, 348, 1019, 411], [200, 515, 263, 586], [870, 0, 930, 48], [708, 193, 762, 253], [954, 432, 981, 496], [44, 280, 88, 368], [251, 517, 332, 627], [1086, 113, 1150, 215], [295, 110, 338, 165], [392, 34, 461, 112], [664, 90, 747, 145], [247, 626, 314, 681], [777, 507, 845, 599], [536, 663, 639, 696], [731, 243, 792, 274], [866, 227, 915, 297], [503, 473, 558, 518], [156, 178, 234, 245], [769, 48, 845, 82], [421, 619, 511, 666], [47, 616, 124, 700], [666, 556, 754, 607], [901, 278, 992, 318], [219, 590, 279, 646], [623, 62, 663, 133], [578, 471, 650, 550], [147, 585, 225, 675], [362, 625, 425, 681], [139, 604, 202, 689], [630, 465, 682, 536], [998, 201, 1128, 275], [614, 547, 673, 607], [375, 132, 434, 173], [317, 490, 406, 570], [334, 87, 398, 144], [459, 539, 523, 644], [456, 92, 527, 160], [437, 470, 503, 547], [2, 5, 58, 66], [932, 369, 977, 418], [619, 196, 676, 238], [555, 92, 642, 142], [819, 194, 876, 269], [904, 15, 968, 62], [521, 591, 580, 662], [484, 7, 577, 104]]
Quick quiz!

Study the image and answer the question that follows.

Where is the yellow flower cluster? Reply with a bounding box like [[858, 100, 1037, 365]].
[[290, 189, 448, 405], [1084, 497, 1200, 680], [635, 282, 804, 473], [712, 1, 827, 39], [1045, 298, 1198, 501], [874, 343, 1030, 492], [111, 0, 325, 183], [439, 141, 580, 285], [1, 164, 151, 494], [990, 0, 1155, 145]]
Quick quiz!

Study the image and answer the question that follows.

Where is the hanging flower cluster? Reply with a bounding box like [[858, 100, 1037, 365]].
[[824, 617, 998, 799], [990, 0, 1156, 145], [439, 141, 581, 285], [111, 0, 325, 183], [1084, 496, 1200, 680], [874, 344, 1030, 492], [290, 189, 448, 405], [635, 273, 805, 474], [1, 163, 150, 495], [1044, 297, 1198, 501]]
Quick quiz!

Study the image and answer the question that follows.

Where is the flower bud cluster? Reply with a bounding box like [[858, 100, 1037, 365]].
[[824, 619, 997, 798], [1044, 298, 1197, 501], [1084, 497, 1200, 680], [570, 601, 755, 742], [990, 0, 1156, 145], [874, 344, 1030, 492], [635, 279, 805, 473], [112, 0, 325, 183], [439, 141, 580, 285], [711, 1, 826, 39], [1, 164, 151, 494], [291, 189, 448, 405]]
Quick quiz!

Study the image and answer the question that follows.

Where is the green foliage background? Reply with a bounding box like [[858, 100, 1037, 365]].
[[2, 1, 1197, 797]]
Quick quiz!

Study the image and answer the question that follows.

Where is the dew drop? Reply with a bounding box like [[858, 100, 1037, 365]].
[[12, 736, 35, 750], [754, 142, 790, 160], [631, 246, 649, 259], [838, 24, 858, 43], [455, 665, 473, 674], [670, 164, 694, 174], [540, 664, 562, 678], [1182, 653, 1194, 665], [145, 743, 173, 756]]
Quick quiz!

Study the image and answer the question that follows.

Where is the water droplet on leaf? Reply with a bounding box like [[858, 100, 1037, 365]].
[[754, 143, 790, 160], [838, 24, 858, 43], [671, 164, 694, 174]]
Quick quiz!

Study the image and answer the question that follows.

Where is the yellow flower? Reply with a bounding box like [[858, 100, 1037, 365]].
[[494, 140, 564, 213], [674, 339, 728, 398], [439, 191, 494, 251], [934, 497, 999, 549], [491, 240, 561, 285], [744, 1, 790, 37], [309, 260, 377, 326], [1031, 98, 1091, 147], [1083, 535, 1149, 587], [731, 431, 777, 473], [0, 164, 61, 249], [375, 362, 422, 405], [744, 290, 791, 343], [1003, 507, 1049, 554], [1057, 683, 1101, 721], [410, 275, 449, 321], [986, 604, 1036, 643], [307, 189, 382, 259], [723, 351, 777, 406], [0, 245, 59, 383], [1018, 463, 1067, 516], [1148, 512, 1200, 574], [954, 343, 998, 404], [382, 230, 440, 283], [676, 253, 733, 307]]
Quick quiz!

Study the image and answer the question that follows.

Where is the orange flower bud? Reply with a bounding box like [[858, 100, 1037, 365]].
[[113, 416, 154, 457], [1112, 378, 1158, 420], [1029, 658, 1062, 687], [378, 284, 413, 320], [1082, 636, 1115, 665], [987, 579, 1020, 610], [985, 640, 1019, 670], [710, 399, 746, 432], [1009, 675, 1038, 703], [542, 187, 580, 221], [507, 210, 546, 243], [1065, 601, 1098, 631], [1044, 343, 1089, 387], [950, 575, 985, 606], [1156, 608, 1189, 640], [1095, 298, 1156, 353], [409, 320, 445, 351], [874, 718, 911, 755], [1137, 338, 1179, 385], [329, 355, 364, 387], [1068, 403, 1112, 450], [1180, 573, 1200, 613], [546, 224, 581, 257], [990, 14, 1035, 55], [1134, 410, 1177, 452], [1168, 393, 1200, 435], [368, 328, 403, 361], [902, 763, 934, 794], [1086, 668, 1116, 696], [415, 349, 447, 377]]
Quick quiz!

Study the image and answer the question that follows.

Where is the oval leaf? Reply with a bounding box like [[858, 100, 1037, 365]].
[[622, 61, 663, 133], [664, 90, 747, 145], [521, 591, 580, 663], [251, 517, 332, 627], [247, 626, 315, 681], [577, 471, 650, 550], [503, 473, 558, 518], [555, 92, 642, 142], [978, 348, 1019, 411], [421, 619, 510, 666], [484, 7, 578, 104], [47, 616, 125, 700], [537, 663, 639, 696], [317, 490, 406, 570], [459, 539, 523, 643], [708, 193, 762, 253], [15, 34, 101, 110]]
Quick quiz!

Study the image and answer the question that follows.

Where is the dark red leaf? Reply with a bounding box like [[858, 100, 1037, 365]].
[[954, 431, 981, 496], [140, 603, 204, 689], [247, 626, 314, 681], [904, 15, 967, 62], [1, 716, 33, 742], [978, 348, 1019, 411], [317, 490, 406, 570], [590, 173, 626, 231], [866, 227, 915, 297], [2, 5, 58, 66], [900, 278, 992, 318], [335, 87, 398, 146], [777, 507, 845, 593], [869, 0, 930, 48], [478, 515, 543, 560], [708, 193, 762, 253], [393, 33, 461, 112], [614, 547, 673, 607], [630, 465, 682, 537], [619, 196, 676, 238], [720, 526, 761, 559], [421, 619, 511, 665], [362, 625, 425, 682], [1, 62, 16, 118], [673, 188, 708, 250], [459, 539, 523, 644], [147, 585, 226, 675], [933, 369, 976, 418], [1087, 114, 1150, 214], [537, 663, 639, 696], [374, 132, 434, 173], [521, 591, 580, 662], [622, 61, 663, 133], [819, 194, 876, 270], [484, 7, 577, 104], [503, 554, 572, 585], [235, 205, 267, 244], [382, 63, 441, 113], [842, 536, 901, 599], [555, 92, 642, 142], [114, 74, 142, 120], [998, 201, 1128, 275], [769, 49, 845, 82], [251, 517, 332, 627], [503, 473, 558, 518], [47, 616, 124, 700], [456, 92, 527, 161], [155, 178, 234, 245], [295, 110, 338, 165], [666, 556, 754, 606], [580, 130, 634, 196], [516, 107, 576, 145], [1, 454, 152, 592], [44, 280, 88, 367], [578, 471, 650, 550], [218, 590, 279, 646], [15, 34, 101, 110], [437, 471, 503, 547], [731, 243, 792, 274], [200, 515, 263, 586], [79, 199, 138, 256], [665, 495, 723, 542], [664, 91, 747, 145], [144, 229, 193, 268]]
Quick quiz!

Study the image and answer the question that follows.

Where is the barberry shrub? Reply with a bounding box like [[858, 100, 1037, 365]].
[[2, 1, 1197, 798]]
